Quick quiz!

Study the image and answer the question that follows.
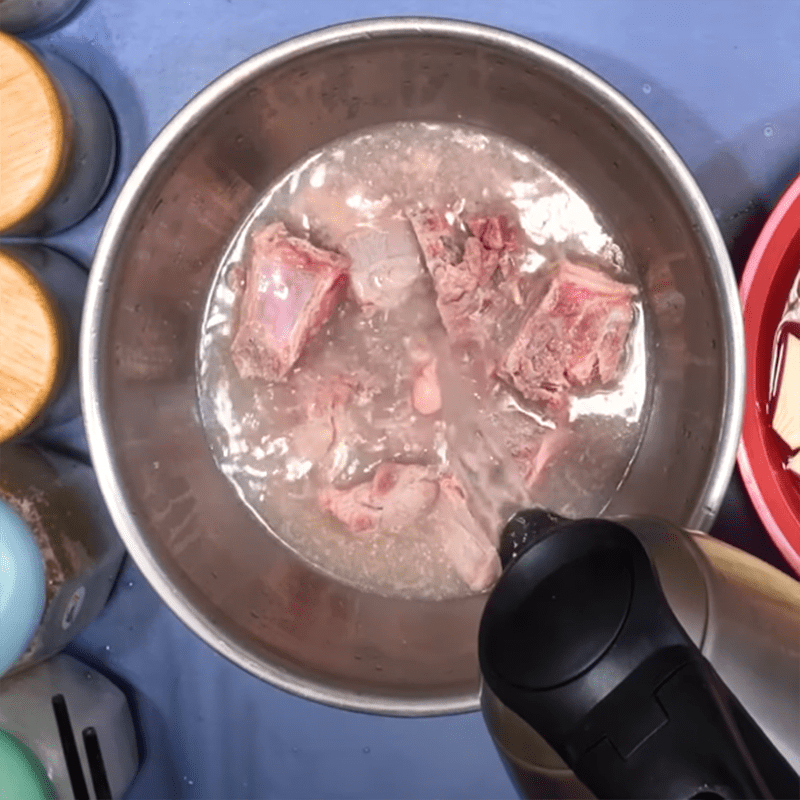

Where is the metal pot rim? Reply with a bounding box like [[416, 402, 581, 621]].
[[80, 17, 744, 716]]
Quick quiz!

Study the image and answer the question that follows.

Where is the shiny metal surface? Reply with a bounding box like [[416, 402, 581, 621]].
[[691, 533, 800, 774], [4, 44, 116, 236], [81, 18, 745, 715], [481, 686, 593, 800], [483, 519, 800, 796]]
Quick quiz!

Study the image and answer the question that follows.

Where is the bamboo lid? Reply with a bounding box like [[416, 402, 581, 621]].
[[0, 34, 67, 232], [0, 251, 65, 442]]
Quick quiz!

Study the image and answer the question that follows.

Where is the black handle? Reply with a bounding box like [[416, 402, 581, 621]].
[[479, 512, 799, 800]]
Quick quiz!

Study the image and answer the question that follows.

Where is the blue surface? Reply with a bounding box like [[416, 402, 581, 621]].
[[8, 0, 800, 798]]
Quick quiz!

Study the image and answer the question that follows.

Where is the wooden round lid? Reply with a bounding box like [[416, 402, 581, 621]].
[[0, 251, 66, 442], [0, 34, 67, 233]]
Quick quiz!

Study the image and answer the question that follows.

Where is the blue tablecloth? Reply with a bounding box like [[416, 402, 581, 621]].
[[19, 1, 800, 797]]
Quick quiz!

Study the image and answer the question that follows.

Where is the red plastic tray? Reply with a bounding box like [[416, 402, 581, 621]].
[[738, 174, 800, 575]]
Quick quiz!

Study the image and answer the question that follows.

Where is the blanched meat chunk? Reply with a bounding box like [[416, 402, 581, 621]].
[[407, 338, 442, 416], [412, 359, 442, 416], [319, 462, 439, 535], [343, 220, 425, 312], [407, 209, 522, 352], [488, 403, 569, 489], [231, 223, 349, 381], [430, 475, 501, 591], [290, 371, 376, 464], [497, 260, 637, 408]]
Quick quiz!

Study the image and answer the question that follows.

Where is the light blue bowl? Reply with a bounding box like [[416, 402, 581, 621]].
[[0, 499, 45, 676]]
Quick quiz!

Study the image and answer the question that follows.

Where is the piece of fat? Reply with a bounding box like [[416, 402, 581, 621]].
[[787, 451, 800, 477], [773, 333, 800, 450]]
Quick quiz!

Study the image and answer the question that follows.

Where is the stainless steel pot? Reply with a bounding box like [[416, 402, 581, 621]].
[[81, 19, 744, 715]]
